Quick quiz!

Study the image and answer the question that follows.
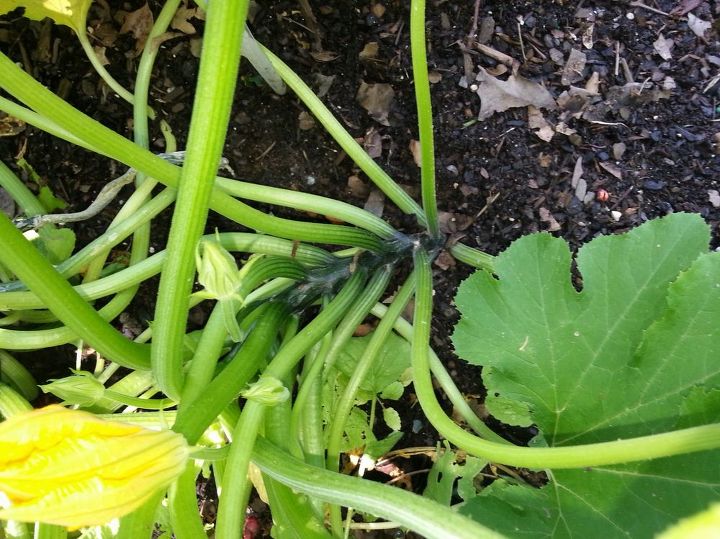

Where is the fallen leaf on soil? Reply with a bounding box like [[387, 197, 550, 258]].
[[527, 106, 554, 142], [310, 50, 339, 62], [581, 24, 594, 49], [357, 82, 395, 126], [0, 114, 26, 136], [538, 207, 561, 231], [669, 0, 702, 16], [363, 128, 383, 158], [571, 157, 583, 188], [348, 175, 370, 198], [359, 42, 379, 60], [561, 48, 587, 86], [409, 139, 422, 167], [474, 68, 556, 121], [93, 46, 109, 66], [298, 111, 315, 130], [612, 142, 627, 160], [687, 13, 711, 38], [434, 250, 456, 271], [119, 3, 153, 57], [574, 178, 587, 201], [599, 161, 623, 180], [171, 4, 197, 34], [363, 189, 385, 218], [653, 34, 674, 60], [439, 212, 474, 234], [708, 190, 720, 208]]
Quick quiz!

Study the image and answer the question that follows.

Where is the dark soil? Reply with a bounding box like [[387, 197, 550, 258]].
[[2, 0, 720, 537]]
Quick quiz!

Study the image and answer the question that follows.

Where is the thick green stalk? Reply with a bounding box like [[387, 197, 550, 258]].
[[152, 0, 251, 399], [0, 160, 44, 217], [0, 212, 149, 369], [180, 303, 230, 405], [32, 524, 66, 539], [115, 492, 164, 539], [219, 179, 397, 238], [289, 267, 392, 446], [261, 47, 426, 224], [0, 350, 38, 401], [410, 0, 440, 237], [215, 402, 267, 539], [173, 303, 288, 444], [0, 292, 141, 351], [450, 242, 495, 272], [0, 56, 381, 250], [326, 272, 414, 535], [168, 464, 206, 539], [411, 249, 720, 469], [369, 303, 506, 443], [253, 437, 503, 539]]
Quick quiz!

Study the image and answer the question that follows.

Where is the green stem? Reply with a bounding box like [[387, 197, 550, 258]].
[[290, 266, 392, 448], [369, 303, 506, 443], [115, 492, 164, 539], [173, 303, 288, 444], [0, 350, 38, 401], [409, 0, 440, 237], [261, 47, 426, 224], [0, 160, 44, 217], [219, 179, 397, 238], [449, 242, 495, 272], [76, 34, 134, 107], [31, 524, 66, 539], [326, 272, 414, 535], [0, 382, 32, 418], [253, 437, 503, 539], [0, 212, 150, 369], [152, 0, 251, 400], [215, 402, 267, 539], [168, 464, 206, 539], [180, 303, 232, 405]]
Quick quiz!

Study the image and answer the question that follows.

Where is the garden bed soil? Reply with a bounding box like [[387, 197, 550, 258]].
[[1, 0, 719, 537]]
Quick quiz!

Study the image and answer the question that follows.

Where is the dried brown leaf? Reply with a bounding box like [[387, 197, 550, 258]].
[[474, 68, 556, 120], [357, 82, 395, 126], [119, 3, 153, 57]]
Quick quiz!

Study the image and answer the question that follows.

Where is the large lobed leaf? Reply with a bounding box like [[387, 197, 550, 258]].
[[452, 213, 720, 537]]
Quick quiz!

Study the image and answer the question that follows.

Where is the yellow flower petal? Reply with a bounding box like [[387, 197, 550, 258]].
[[0, 0, 92, 33], [0, 406, 188, 529]]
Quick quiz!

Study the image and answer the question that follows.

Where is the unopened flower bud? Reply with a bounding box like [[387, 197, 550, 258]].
[[241, 376, 289, 406], [39, 370, 105, 407], [195, 238, 243, 303]]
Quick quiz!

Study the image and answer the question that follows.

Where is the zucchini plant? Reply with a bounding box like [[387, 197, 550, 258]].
[[0, 1, 718, 538]]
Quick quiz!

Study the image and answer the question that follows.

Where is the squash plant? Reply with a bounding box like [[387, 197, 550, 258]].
[[0, 1, 718, 538]]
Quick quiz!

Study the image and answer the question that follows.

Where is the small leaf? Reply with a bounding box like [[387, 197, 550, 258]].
[[364, 431, 402, 460], [334, 333, 411, 399], [0, 0, 92, 33], [379, 381, 404, 400], [37, 186, 67, 212], [34, 225, 75, 265], [382, 406, 401, 432]]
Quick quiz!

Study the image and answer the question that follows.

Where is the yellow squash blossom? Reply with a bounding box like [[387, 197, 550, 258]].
[[0, 405, 188, 529]]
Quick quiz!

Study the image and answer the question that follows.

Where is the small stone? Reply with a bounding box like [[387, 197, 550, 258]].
[[643, 179, 666, 191], [611, 210, 622, 221]]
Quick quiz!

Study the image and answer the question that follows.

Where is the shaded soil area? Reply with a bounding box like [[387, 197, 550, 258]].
[[1, 0, 720, 536]]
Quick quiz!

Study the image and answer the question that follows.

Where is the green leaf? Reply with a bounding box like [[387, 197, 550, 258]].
[[364, 431, 403, 460], [34, 225, 75, 264], [334, 333, 411, 401], [382, 406, 401, 432], [0, 0, 92, 33], [37, 185, 67, 212], [452, 214, 720, 536]]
